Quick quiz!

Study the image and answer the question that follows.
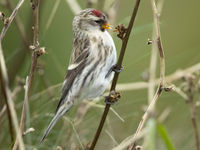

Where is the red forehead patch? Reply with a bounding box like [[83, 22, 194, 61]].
[[91, 9, 102, 17]]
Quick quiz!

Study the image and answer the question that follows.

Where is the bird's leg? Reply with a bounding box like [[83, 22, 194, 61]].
[[105, 90, 121, 105], [112, 64, 123, 73], [105, 64, 123, 78]]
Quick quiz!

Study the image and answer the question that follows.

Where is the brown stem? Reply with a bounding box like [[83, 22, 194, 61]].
[[12, 0, 41, 149], [6, 0, 29, 46], [128, 0, 165, 149], [4, 0, 31, 84], [0, 0, 26, 149], [0, 72, 14, 143], [89, 0, 141, 149], [187, 79, 200, 150], [190, 105, 200, 150]]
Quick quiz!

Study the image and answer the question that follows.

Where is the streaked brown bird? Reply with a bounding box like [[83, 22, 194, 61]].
[[41, 8, 117, 142]]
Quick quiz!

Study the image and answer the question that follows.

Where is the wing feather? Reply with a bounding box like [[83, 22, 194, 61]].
[[55, 48, 89, 112]]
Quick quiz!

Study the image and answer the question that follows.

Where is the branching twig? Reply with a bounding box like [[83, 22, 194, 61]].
[[6, 0, 29, 46], [0, 0, 25, 149], [3, 0, 31, 83], [13, 0, 45, 149], [0, 0, 24, 40], [117, 63, 200, 91], [128, 0, 165, 149], [89, 0, 141, 149]]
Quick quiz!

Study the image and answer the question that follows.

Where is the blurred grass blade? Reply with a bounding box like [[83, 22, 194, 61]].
[[45, 0, 61, 32], [157, 123, 176, 150], [143, 119, 156, 150]]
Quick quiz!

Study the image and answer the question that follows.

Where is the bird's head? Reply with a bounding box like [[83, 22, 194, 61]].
[[73, 8, 111, 32]]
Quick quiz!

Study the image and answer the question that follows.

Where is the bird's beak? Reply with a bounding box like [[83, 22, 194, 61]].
[[101, 22, 111, 30]]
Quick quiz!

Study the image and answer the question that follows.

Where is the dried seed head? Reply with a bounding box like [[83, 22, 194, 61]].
[[114, 24, 127, 40], [38, 47, 46, 56]]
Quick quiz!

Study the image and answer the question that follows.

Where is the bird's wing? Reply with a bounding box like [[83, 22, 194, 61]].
[[41, 42, 90, 142], [55, 47, 90, 113]]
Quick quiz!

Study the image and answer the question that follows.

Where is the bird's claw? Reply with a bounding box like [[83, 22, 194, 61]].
[[105, 91, 121, 105], [112, 65, 123, 73]]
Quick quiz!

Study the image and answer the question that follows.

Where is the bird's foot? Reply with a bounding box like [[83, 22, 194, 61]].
[[105, 91, 121, 105], [112, 64, 123, 73]]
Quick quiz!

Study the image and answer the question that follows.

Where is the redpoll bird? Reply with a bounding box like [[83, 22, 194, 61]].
[[41, 8, 117, 142]]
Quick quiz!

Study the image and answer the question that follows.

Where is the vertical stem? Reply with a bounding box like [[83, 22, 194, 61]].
[[0, 73, 14, 143], [13, 0, 41, 149], [128, 0, 165, 149], [89, 104, 111, 150], [89, 0, 141, 149], [0, 0, 25, 149]]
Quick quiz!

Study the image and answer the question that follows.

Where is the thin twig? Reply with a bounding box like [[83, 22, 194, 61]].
[[128, 0, 165, 149], [6, 0, 29, 46], [0, 73, 14, 142], [0, 0, 25, 149], [111, 130, 146, 150], [89, 0, 141, 149], [4, 0, 31, 83], [28, 0, 41, 94], [0, 0, 24, 40], [13, 0, 44, 149], [12, 77, 29, 150], [186, 77, 200, 150], [117, 63, 200, 91]]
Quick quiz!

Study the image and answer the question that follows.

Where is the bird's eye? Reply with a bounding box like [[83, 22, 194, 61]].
[[95, 20, 102, 24]]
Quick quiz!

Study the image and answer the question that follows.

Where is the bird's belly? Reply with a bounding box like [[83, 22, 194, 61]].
[[86, 59, 115, 99]]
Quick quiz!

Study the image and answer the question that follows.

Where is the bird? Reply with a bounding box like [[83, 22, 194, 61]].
[[40, 8, 117, 142]]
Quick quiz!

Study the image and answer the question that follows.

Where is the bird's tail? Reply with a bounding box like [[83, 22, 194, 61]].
[[40, 103, 72, 143]]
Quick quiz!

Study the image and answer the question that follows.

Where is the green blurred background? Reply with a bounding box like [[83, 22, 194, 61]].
[[0, 0, 200, 149]]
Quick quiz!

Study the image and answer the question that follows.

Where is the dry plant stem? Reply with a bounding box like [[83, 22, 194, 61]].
[[0, 0, 24, 39], [148, 0, 164, 120], [12, 77, 29, 150], [117, 63, 200, 91], [148, 31, 157, 104], [0, 0, 25, 149], [128, 0, 165, 149], [6, 0, 29, 46], [0, 73, 14, 142], [89, 0, 141, 149], [13, 0, 40, 149], [189, 101, 200, 150], [5, 0, 30, 83], [187, 84, 200, 150]]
